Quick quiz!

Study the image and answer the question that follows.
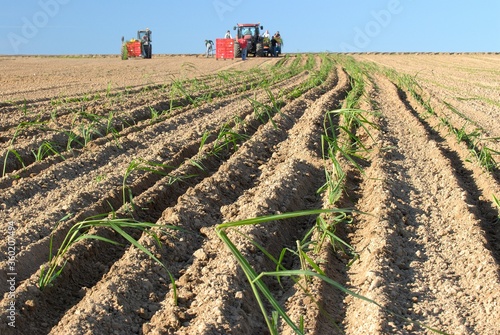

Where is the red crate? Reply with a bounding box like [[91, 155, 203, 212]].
[[216, 38, 234, 60], [126, 40, 142, 57]]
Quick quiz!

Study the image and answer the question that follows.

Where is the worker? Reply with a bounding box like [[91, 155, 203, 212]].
[[142, 28, 152, 58], [238, 37, 248, 60], [274, 31, 283, 56], [270, 35, 277, 57], [225, 30, 232, 39], [262, 30, 270, 39], [205, 40, 214, 57]]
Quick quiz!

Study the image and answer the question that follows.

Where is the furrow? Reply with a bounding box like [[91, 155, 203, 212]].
[[143, 69, 349, 334], [46, 78, 329, 334], [343, 73, 500, 334], [0, 63, 296, 176], [0, 81, 287, 284], [0, 63, 320, 335], [1, 54, 498, 335]]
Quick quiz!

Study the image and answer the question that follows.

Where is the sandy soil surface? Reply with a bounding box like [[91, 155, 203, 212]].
[[0, 53, 499, 335]]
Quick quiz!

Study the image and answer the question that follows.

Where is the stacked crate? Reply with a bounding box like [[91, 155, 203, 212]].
[[126, 40, 142, 57], [216, 39, 234, 60]]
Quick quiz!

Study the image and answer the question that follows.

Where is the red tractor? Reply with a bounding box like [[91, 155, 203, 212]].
[[233, 23, 266, 57]]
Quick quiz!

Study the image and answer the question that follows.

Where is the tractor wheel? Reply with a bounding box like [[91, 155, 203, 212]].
[[234, 41, 241, 58], [256, 43, 264, 57]]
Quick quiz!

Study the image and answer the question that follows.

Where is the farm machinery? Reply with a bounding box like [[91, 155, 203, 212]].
[[233, 23, 266, 57], [121, 28, 152, 60]]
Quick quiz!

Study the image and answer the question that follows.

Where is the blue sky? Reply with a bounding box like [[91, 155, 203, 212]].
[[1, 0, 499, 55]]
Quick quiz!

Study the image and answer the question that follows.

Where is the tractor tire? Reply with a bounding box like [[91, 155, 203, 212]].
[[234, 41, 241, 58], [256, 43, 264, 57]]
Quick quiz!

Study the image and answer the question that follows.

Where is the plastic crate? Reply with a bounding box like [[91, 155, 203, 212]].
[[216, 38, 234, 60], [126, 40, 142, 57]]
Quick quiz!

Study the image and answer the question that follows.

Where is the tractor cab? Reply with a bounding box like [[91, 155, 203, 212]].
[[137, 29, 151, 44], [237, 26, 258, 39], [137, 29, 152, 59]]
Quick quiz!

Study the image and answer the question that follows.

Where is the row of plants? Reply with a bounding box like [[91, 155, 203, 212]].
[[213, 113, 375, 335], [212, 56, 373, 334], [1, 110, 124, 177], [382, 61, 500, 234], [34, 54, 323, 294], [355, 58, 500, 238], [341, 56, 500, 236], [214, 55, 450, 334], [6, 55, 463, 334], [2, 58, 300, 178], [377, 63, 499, 173], [1, 56, 306, 178]]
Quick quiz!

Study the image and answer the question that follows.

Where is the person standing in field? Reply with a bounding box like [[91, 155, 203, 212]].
[[205, 40, 214, 57], [274, 31, 283, 56], [225, 30, 232, 39], [238, 37, 248, 60], [270, 35, 277, 57], [141, 28, 152, 58]]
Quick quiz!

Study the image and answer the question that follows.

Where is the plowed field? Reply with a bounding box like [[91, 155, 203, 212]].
[[1, 53, 499, 335]]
